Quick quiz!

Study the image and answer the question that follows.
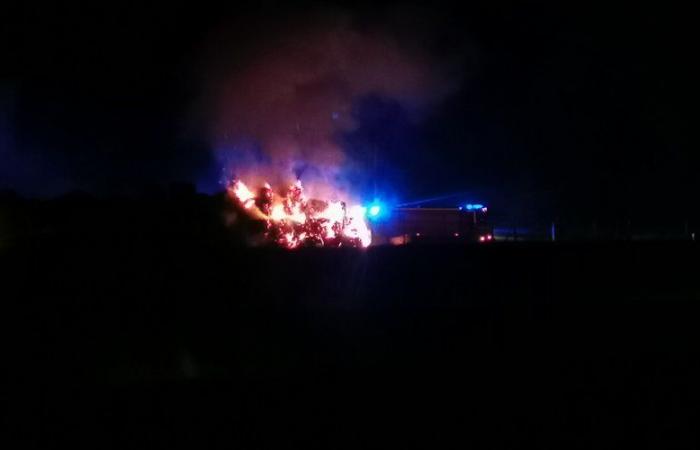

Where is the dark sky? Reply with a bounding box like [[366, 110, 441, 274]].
[[1, 1, 695, 220]]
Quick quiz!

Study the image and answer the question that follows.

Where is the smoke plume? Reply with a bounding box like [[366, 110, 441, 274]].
[[207, 11, 461, 201]]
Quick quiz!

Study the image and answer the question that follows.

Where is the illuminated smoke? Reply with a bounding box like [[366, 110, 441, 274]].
[[206, 11, 460, 202]]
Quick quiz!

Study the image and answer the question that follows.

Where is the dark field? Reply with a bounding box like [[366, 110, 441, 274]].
[[4, 240, 699, 448]]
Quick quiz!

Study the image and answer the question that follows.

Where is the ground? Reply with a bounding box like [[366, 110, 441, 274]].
[[4, 239, 699, 448]]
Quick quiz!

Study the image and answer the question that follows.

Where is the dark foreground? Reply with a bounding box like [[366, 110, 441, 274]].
[[4, 240, 699, 448]]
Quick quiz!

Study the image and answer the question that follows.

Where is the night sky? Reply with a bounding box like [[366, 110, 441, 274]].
[[1, 1, 695, 221]]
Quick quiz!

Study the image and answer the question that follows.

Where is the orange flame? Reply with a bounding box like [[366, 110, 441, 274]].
[[228, 179, 371, 248], [230, 180, 255, 209]]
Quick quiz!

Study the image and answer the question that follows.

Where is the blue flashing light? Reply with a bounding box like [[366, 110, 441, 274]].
[[465, 203, 485, 211], [365, 200, 388, 221]]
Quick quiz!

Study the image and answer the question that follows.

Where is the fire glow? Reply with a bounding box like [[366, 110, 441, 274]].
[[228, 180, 372, 249]]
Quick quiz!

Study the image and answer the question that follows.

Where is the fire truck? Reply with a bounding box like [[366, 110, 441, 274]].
[[371, 204, 494, 245]]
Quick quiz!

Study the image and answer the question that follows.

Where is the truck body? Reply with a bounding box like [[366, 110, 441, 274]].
[[372, 207, 494, 245]]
